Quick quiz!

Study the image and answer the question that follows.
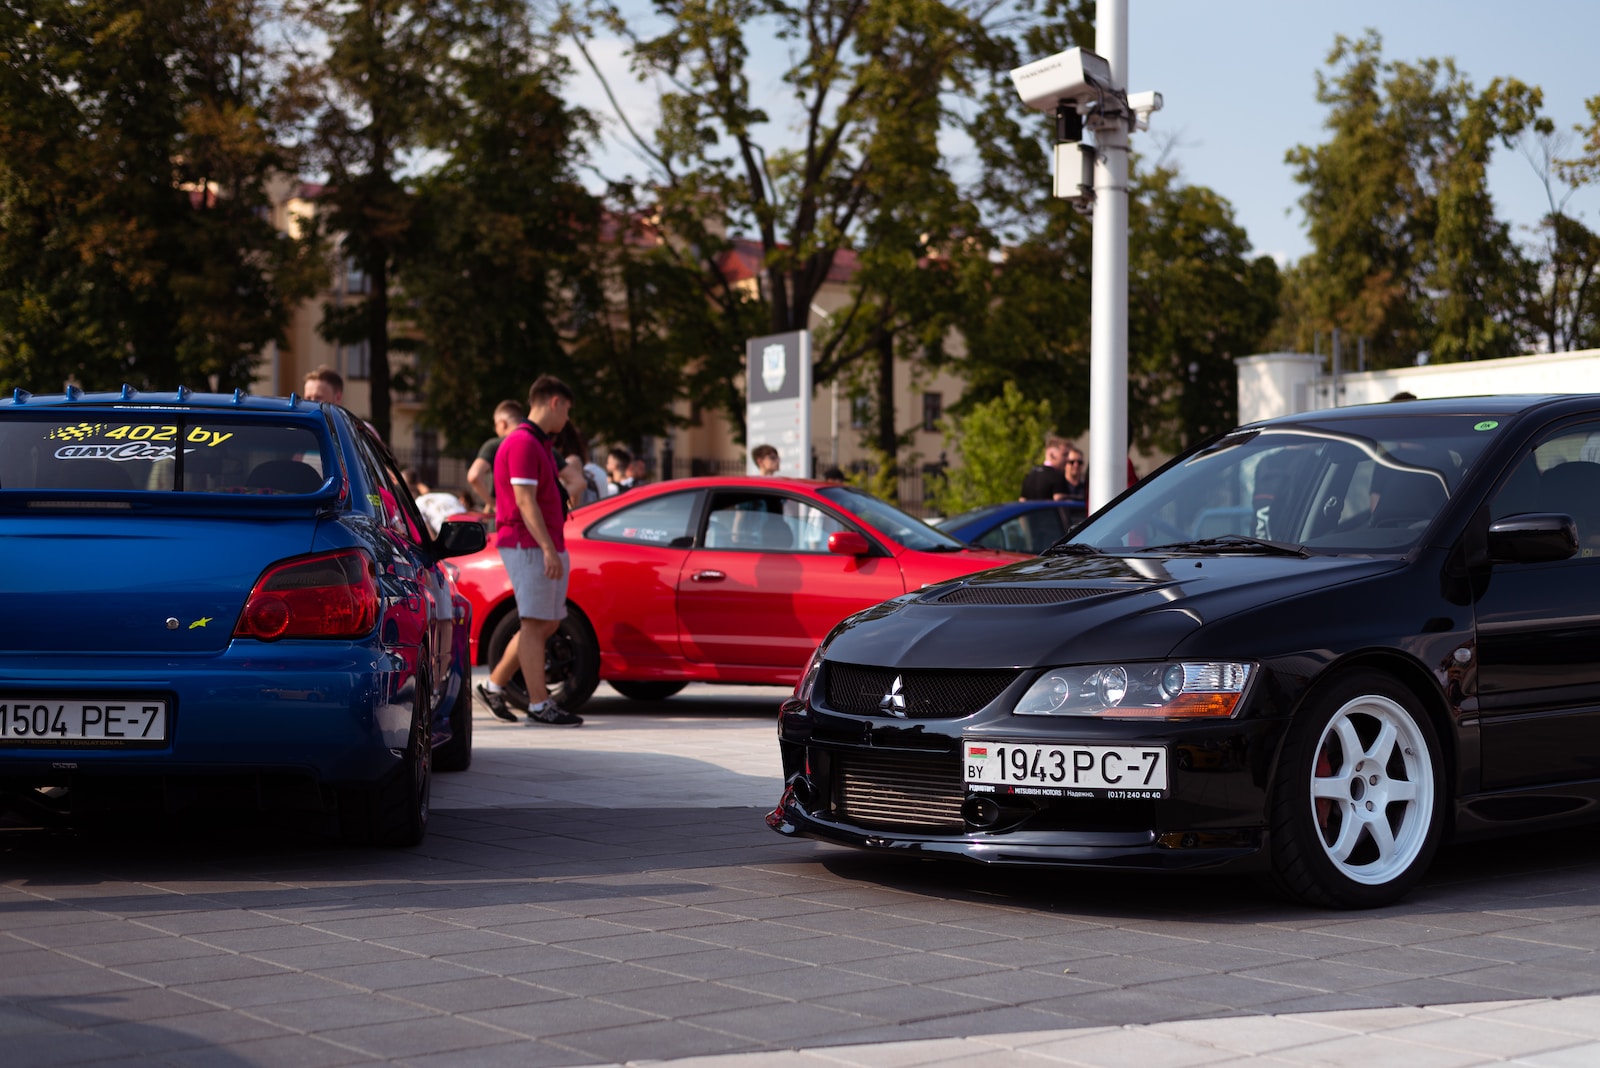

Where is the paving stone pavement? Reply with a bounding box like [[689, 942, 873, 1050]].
[[6, 677, 1600, 1066]]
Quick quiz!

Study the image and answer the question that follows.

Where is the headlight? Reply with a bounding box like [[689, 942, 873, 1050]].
[[1013, 662, 1253, 719]]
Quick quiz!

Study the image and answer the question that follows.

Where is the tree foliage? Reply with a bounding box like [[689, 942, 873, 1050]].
[[1279, 31, 1541, 368], [0, 0, 322, 393], [398, 0, 601, 454], [929, 381, 1052, 514], [283, 0, 464, 439]]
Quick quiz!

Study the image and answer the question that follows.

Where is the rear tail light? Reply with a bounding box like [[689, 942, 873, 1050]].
[[234, 548, 379, 641]]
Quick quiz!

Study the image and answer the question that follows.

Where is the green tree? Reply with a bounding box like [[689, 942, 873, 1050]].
[[1281, 31, 1541, 368], [399, 0, 603, 454], [0, 0, 321, 392], [1129, 167, 1280, 454], [930, 382, 1052, 514], [283, 0, 461, 439], [576, 0, 1036, 442]]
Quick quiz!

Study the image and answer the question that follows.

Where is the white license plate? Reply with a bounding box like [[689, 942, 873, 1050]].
[[964, 741, 1167, 798], [0, 700, 168, 744]]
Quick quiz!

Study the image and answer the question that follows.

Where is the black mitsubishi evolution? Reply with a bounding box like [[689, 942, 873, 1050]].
[[769, 395, 1600, 907]]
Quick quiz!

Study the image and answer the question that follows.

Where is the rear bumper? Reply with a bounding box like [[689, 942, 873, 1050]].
[[0, 642, 415, 788]]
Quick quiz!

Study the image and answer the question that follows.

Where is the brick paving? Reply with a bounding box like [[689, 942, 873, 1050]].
[[4, 679, 1600, 1066]]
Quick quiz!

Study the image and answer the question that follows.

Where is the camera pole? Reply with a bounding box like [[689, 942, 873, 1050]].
[[1087, 0, 1128, 513]]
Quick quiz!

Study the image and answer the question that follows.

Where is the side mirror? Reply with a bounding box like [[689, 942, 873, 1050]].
[[434, 518, 488, 558], [1488, 513, 1578, 564], [828, 530, 871, 557]]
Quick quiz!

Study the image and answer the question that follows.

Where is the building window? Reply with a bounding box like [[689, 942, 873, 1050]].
[[343, 257, 369, 296], [922, 391, 942, 433], [339, 339, 371, 380], [851, 396, 871, 430]]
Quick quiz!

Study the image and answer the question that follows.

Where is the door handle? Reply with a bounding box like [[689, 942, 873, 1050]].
[[690, 570, 726, 582]]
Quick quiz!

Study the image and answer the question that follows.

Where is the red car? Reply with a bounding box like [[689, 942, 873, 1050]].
[[453, 476, 1024, 710]]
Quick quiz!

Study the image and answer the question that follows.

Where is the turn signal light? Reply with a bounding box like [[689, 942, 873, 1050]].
[[235, 549, 379, 641]]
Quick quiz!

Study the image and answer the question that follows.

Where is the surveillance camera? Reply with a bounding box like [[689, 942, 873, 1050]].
[[1010, 47, 1116, 113], [1128, 90, 1163, 131]]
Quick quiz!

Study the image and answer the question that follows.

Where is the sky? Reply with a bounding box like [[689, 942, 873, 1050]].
[[563, 1, 1600, 266]]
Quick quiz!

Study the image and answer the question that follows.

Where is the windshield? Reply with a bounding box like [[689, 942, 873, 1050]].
[[1070, 415, 1501, 555], [819, 485, 968, 552]]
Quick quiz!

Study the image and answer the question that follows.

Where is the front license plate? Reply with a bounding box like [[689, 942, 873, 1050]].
[[0, 700, 168, 745], [964, 741, 1167, 799]]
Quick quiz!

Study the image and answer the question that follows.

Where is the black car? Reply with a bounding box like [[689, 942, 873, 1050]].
[[770, 395, 1600, 907]]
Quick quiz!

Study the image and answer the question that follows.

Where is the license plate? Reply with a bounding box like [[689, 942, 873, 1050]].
[[0, 700, 168, 744], [964, 741, 1167, 799]]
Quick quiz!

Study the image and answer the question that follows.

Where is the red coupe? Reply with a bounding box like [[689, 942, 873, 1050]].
[[452, 476, 1024, 710]]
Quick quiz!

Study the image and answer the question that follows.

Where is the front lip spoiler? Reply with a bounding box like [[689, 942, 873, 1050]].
[[768, 788, 1264, 873]]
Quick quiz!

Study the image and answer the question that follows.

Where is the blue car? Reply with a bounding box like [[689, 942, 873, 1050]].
[[0, 386, 486, 845], [936, 499, 1089, 554]]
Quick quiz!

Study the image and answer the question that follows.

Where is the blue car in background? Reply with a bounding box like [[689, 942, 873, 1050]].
[[936, 499, 1089, 555], [0, 386, 485, 845]]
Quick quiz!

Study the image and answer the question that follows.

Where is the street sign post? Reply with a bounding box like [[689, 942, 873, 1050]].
[[745, 330, 812, 478]]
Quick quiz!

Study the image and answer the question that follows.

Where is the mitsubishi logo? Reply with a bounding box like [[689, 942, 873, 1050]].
[[879, 675, 907, 717]]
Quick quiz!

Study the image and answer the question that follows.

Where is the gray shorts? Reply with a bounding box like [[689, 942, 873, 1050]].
[[499, 547, 570, 621]]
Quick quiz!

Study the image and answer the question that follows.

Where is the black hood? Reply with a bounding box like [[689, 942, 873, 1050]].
[[820, 551, 1404, 669]]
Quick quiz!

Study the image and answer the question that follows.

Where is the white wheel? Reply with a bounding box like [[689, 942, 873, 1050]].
[[1271, 670, 1444, 908], [1308, 692, 1435, 886]]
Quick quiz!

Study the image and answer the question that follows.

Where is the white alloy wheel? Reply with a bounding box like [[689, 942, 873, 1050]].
[[1308, 692, 1434, 886]]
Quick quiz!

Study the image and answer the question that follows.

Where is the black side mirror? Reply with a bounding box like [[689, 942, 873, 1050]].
[[434, 518, 488, 558], [1488, 513, 1578, 564]]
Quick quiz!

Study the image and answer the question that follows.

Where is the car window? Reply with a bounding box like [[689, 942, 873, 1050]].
[[818, 485, 966, 551], [702, 492, 846, 552], [1491, 422, 1600, 556], [978, 509, 1069, 554], [1, 413, 325, 494], [351, 425, 428, 543], [1073, 415, 1498, 554], [588, 490, 698, 546]]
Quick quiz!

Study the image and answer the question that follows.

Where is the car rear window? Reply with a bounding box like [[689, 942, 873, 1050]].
[[0, 414, 327, 494]]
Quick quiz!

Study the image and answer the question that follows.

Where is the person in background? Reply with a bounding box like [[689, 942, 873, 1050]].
[[553, 422, 602, 508], [302, 366, 344, 404], [822, 466, 847, 483], [627, 457, 649, 487], [605, 447, 633, 495], [477, 375, 583, 727], [1061, 445, 1089, 502], [1020, 435, 1069, 500], [467, 399, 525, 512], [751, 443, 780, 475]]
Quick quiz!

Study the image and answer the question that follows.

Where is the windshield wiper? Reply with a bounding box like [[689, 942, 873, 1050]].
[[1142, 534, 1309, 557], [1040, 542, 1103, 556]]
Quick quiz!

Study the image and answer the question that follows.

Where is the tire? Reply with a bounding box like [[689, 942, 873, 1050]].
[[341, 681, 432, 847], [485, 605, 602, 713], [1269, 670, 1444, 908], [433, 671, 472, 772], [609, 680, 688, 702]]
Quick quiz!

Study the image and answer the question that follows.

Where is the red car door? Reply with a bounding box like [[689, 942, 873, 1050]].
[[677, 490, 905, 668]]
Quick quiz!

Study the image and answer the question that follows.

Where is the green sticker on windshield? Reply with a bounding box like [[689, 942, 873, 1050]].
[[1474, 420, 1499, 431]]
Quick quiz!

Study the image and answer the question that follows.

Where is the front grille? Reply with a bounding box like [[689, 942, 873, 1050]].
[[834, 750, 964, 831], [824, 663, 1020, 718], [932, 586, 1117, 605]]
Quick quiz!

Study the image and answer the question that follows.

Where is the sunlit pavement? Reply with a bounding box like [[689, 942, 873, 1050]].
[[4, 674, 1600, 1066]]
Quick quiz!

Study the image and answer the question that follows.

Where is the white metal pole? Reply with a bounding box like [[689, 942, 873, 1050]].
[[1088, 0, 1129, 513]]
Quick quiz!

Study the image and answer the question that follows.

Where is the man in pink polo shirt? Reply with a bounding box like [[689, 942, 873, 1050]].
[[476, 375, 583, 727]]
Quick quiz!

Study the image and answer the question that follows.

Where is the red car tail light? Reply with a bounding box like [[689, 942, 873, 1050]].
[[235, 549, 379, 641]]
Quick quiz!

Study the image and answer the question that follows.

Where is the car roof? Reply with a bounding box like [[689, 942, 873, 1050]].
[[1247, 394, 1595, 430], [0, 385, 330, 414]]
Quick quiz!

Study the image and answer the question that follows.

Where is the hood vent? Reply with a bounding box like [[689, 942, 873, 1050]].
[[930, 585, 1117, 606]]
